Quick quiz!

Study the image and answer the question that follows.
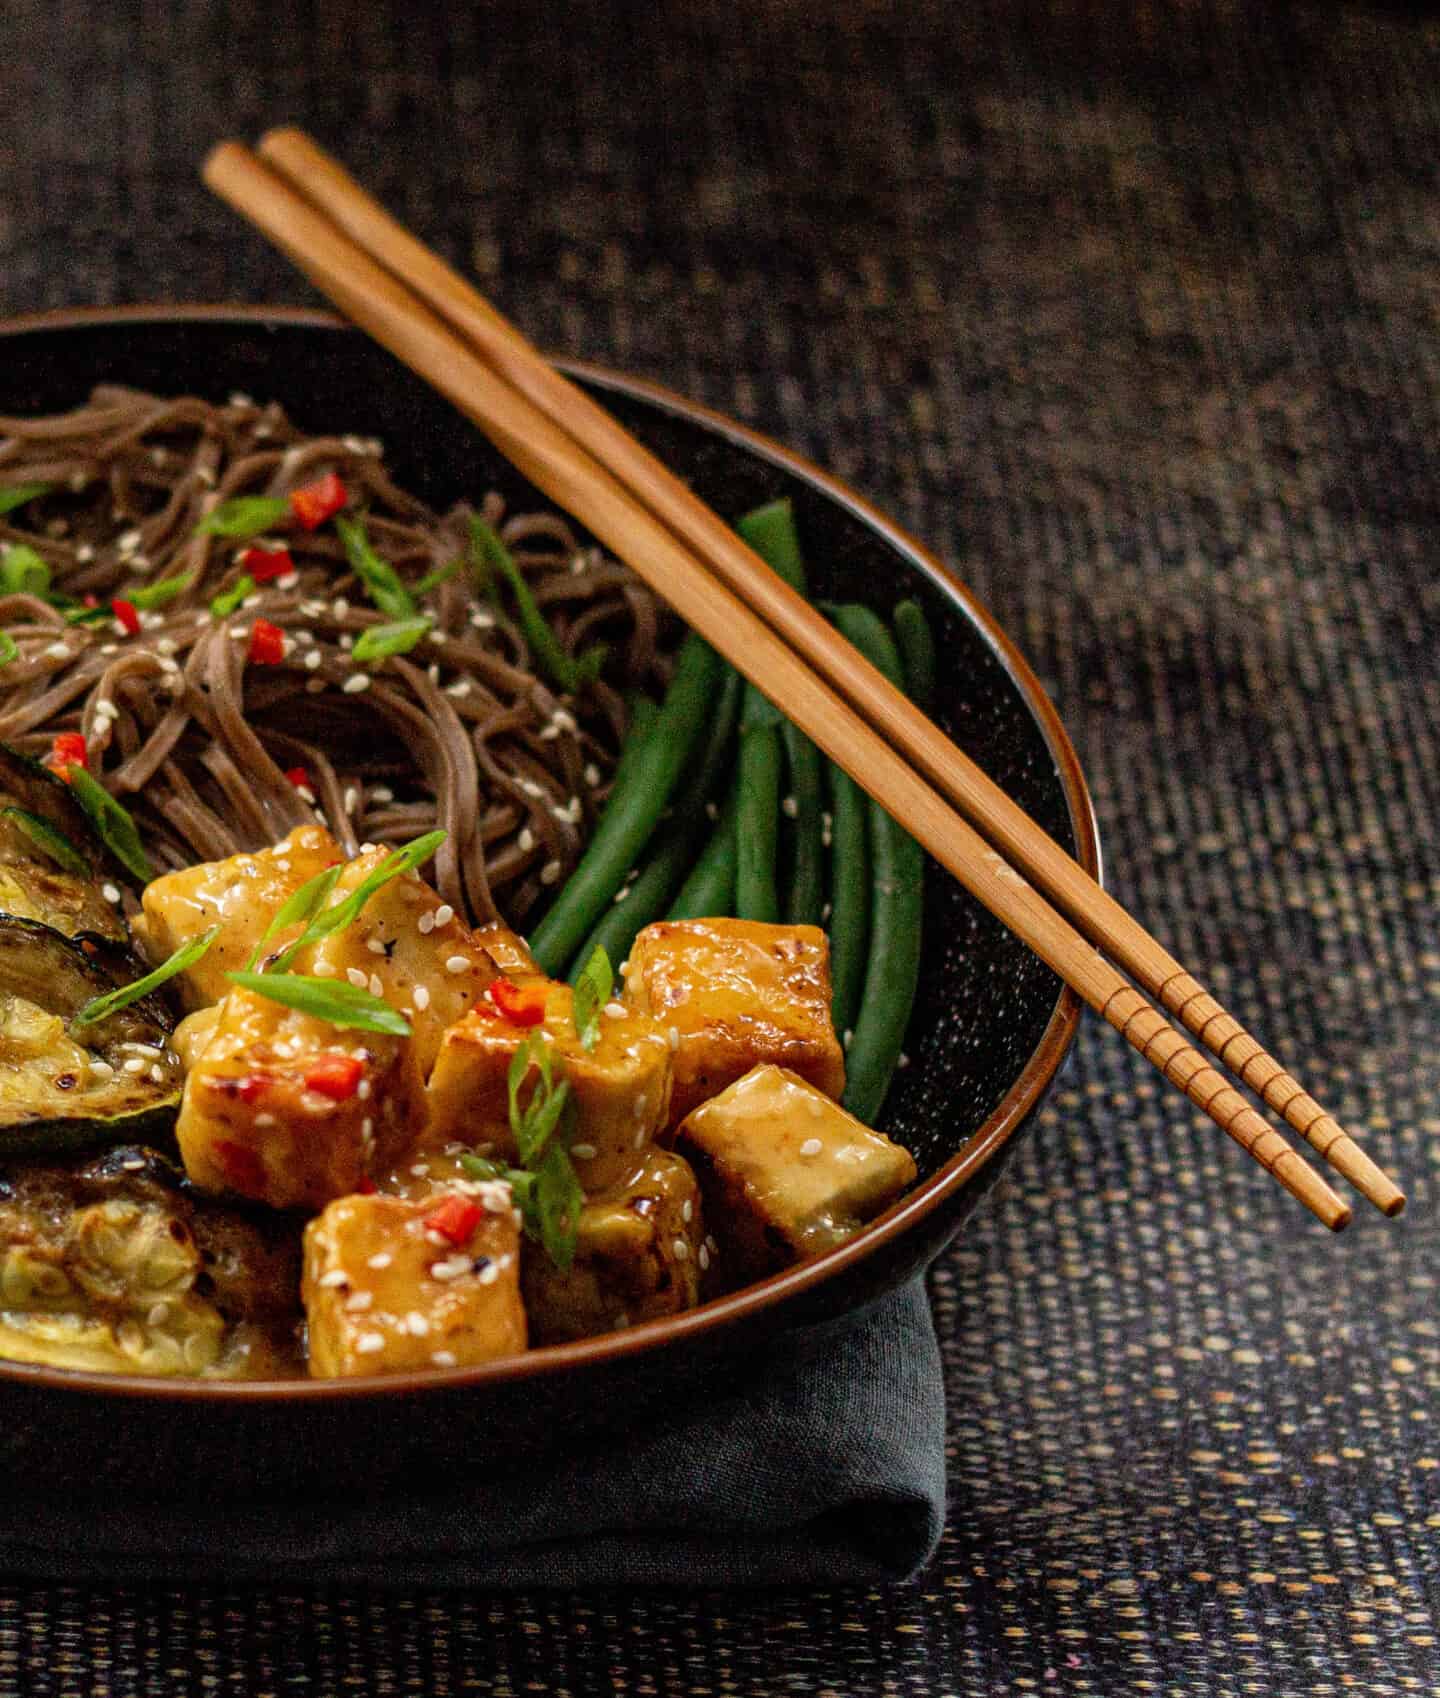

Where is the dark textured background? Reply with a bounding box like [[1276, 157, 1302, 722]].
[[2, 1, 1437, 1691]]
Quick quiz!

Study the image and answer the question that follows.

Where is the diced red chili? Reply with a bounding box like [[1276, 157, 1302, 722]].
[[112, 598, 140, 636], [241, 545, 295, 583], [48, 731, 88, 780], [304, 1054, 365, 1100], [233, 1075, 268, 1104], [289, 472, 348, 531], [248, 618, 286, 666], [215, 1140, 266, 1195], [284, 765, 311, 790], [424, 1194, 482, 1247], [487, 977, 548, 1026]]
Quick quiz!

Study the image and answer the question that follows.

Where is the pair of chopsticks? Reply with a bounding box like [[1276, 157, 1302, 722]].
[[204, 128, 1404, 1231]]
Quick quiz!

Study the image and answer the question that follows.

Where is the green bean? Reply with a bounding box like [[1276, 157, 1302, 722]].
[[566, 670, 742, 980], [892, 598, 937, 710], [733, 721, 781, 922], [831, 604, 925, 1125], [528, 637, 720, 973], [669, 787, 738, 920], [825, 761, 870, 1040], [737, 499, 825, 926]]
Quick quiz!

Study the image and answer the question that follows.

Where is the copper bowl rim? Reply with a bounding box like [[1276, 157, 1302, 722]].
[[0, 303, 1100, 1402]]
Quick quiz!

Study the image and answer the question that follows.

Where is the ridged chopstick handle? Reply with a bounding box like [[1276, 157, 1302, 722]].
[[1099, 986, 1350, 1228], [1156, 972, 1402, 1215]]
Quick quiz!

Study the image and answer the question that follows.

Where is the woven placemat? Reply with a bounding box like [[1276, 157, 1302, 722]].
[[1, 1, 1436, 1692]]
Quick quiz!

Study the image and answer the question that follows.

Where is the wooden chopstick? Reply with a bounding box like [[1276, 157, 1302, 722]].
[[247, 129, 1403, 1221], [204, 137, 1358, 1231]]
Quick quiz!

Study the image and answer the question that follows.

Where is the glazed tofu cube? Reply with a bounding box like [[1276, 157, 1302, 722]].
[[426, 981, 671, 1191], [301, 847, 498, 1079], [176, 985, 422, 1210], [302, 1188, 525, 1377], [675, 1064, 916, 1280], [622, 918, 845, 1127], [522, 1149, 705, 1344], [474, 920, 541, 981], [135, 825, 342, 1009]]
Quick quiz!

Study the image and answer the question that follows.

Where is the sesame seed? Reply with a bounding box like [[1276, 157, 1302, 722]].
[[355, 1332, 385, 1354], [583, 763, 601, 787], [342, 673, 371, 694], [366, 936, 387, 955], [897, 1052, 911, 1069], [343, 786, 359, 813], [843, 1028, 854, 1049], [478, 1262, 500, 1286], [445, 679, 473, 697], [347, 968, 369, 989], [306, 677, 327, 693], [782, 795, 799, 818], [371, 785, 394, 802], [102, 882, 121, 903], [682, 1199, 693, 1223], [517, 828, 535, 852], [254, 1112, 276, 1128], [332, 597, 350, 617], [673, 1239, 690, 1260], [318, 1269, 348, 1288], [43, 640, 70, 659], [368, 973, 384, 998], [413, 985, 430, 1010], [469, 609, 495, 629], [417, 911, 435, 934], [361, 1116, 374, 1138], [405, 1311, 431, 1336], [540, 859, 562, 885], [698, 1244, 711, 1271], [668, 1026, 680, 1050], [604, 1000, 627, 1019], [345, 1290, 374, 1312], [122, 1057, 147, 1075], [430, 1256, 471, 1283], [431, 1350, 458, 1368], [800, 1137, 824, 1157], [367, 1252, 392, 1270], [445, 954, 469, 974], [313, 960, 336, 977], [434, 904, 454, 927], [705, 1235, 718, 1254], [571, 1143, 597, 1161]]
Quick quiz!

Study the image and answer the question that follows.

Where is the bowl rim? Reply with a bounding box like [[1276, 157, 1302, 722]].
[[0, 302, 1100, 1402]]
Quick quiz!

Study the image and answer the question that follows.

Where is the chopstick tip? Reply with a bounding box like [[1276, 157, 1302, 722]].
[[257, 125, 308, 161], [201, 139, 252, 193]]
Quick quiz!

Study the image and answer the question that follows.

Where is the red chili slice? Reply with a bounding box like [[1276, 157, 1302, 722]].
[[112, 598, 140, 635], [284, 765, 311, 790], [288, 472, 348, 531], [241, 545, 296, 583], [248, 618, 286, 666], [424, 1194, 482, 1246], [487, 977, 548, 1026], [304, 1055, 365, 1101], [48, 731, 88, 781]]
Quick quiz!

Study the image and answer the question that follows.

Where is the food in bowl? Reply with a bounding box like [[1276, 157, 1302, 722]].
[[0, 390, 926, 1378]]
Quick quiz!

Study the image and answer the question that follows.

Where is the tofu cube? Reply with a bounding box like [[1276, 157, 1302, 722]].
[[302, 1188, 525, 1377], [622, 919, 845, 1127], [675, 1064, 917, 1280], [426, 982, 672, 1192], [522, 1148, 705, 1344], [301, 847, 499, 1080], [176, 985, 422, 1210], [136, 825, 341, 1009]]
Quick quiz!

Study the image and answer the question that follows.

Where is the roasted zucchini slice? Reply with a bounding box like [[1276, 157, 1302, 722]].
[[0, 742, 125, 938], [0, 916, 184, 1156]]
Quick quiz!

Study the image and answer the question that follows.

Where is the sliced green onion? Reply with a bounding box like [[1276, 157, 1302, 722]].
[[0, 482, 53, 516], [0, 633, 16, 669], [531, 1135, 583, 1271], [225, 970, 412, 1036], [1, 807, 89, 875], [74, 926, 220, 1029], [269, 830, 446, 972], [335, 514, 415, 620], [571, 943, 613, 1053], [210, 574, 257, 618], [244, 863, 344, 972], [0, 544, 51, 597], [194, 496, 292, 539], [469, 518, 584, 694], [413, 558, 465, 596], [128, 574, 194, 611], [351, 615, 433, 663], [65, 767, 151, 882]]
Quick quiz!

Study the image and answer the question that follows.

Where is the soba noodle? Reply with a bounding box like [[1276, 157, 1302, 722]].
[[0, 386, 673, 924]]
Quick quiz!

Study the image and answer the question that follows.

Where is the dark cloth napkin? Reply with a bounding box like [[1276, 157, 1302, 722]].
[[0, 1280, 944, 1590]]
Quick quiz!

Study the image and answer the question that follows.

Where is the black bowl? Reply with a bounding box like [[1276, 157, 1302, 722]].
[[0, 307, 1098, 1496]]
